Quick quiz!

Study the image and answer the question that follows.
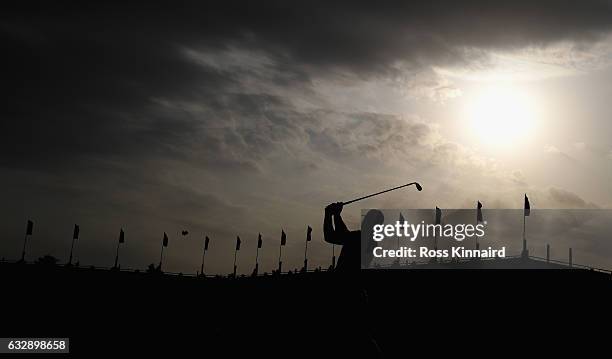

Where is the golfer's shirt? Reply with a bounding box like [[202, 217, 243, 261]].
[[336, 230, 361, 272]]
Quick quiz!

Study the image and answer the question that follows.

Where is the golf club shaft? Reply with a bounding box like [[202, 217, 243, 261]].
[[343, 182, 420, 205]]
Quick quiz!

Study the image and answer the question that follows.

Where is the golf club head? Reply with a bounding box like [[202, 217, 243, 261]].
[[415, 182, 423, 191]]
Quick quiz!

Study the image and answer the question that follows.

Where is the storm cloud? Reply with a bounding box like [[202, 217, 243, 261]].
[[1, 1, 612, 273]]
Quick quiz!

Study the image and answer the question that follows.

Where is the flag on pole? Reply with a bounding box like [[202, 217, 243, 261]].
[[521, 194, 530, 257], [204, 236, 210, 250], [236, 236, 241, 250], [306, 226, 312, 242], [281, 230, 287, 246], [119, 229, 125, 243], [524, 194, 530, 216], [477, 201, 483, 223], [435, 207, 442, 225], [26, 220, 33, 235], [73, 224, 80, 240], [257, 233, 262, 248], [163, 232, 169, 247]]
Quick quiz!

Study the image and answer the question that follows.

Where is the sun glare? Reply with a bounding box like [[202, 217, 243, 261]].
[[465, 84, 537, 147]]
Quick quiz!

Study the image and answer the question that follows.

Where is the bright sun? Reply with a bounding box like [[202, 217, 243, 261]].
[[466, 84, 537, 147]]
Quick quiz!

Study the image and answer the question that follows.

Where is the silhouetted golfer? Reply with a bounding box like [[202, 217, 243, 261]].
[[324, 202, 384, 272], [324, 203, 384, 355]]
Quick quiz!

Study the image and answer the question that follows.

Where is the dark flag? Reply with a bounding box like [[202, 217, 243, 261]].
[[435, 207, 442, 225], [306, 226, 312, 242], [119, 229, 125, 243], [257, 233, 262, 248], [204, 236, 210, 251], [477, 201, 483, 223], [26, 220, 33, 235], [236, 236, 241, 250], [281, 230, 287, 246], [524, 194, 531, 216], [73, 224, 80, 240], [163, 232, 169, 247]]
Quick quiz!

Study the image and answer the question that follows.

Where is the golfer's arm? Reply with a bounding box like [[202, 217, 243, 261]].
[[333, 213, 350, 235], [324, 212, 344, 245]]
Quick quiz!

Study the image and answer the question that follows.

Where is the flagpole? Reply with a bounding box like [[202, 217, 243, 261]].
[[522, 210, 526, 257], [434, 209, 438, 253], [68, 237, 76, 265], [434, 234, 437, 252], [476, 211, 480, 251], [255, 245, 259, 274], [233, 247, 238, 277], [434, 223, 438, 263], [21, 234, 28, 262], [278, 242, 282, 274], [433, 231, 437, 263], [159, 245, 164, 269], [114, 241, 120, 268], [475, 205, 480, 252], [201, 247, 206, 276], [304, 238, 308, 272], [434, 207, 441, 263], [396, 236, 400, 266]]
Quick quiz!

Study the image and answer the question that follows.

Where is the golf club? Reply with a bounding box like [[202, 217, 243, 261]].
[[342, 182, 423, 205]]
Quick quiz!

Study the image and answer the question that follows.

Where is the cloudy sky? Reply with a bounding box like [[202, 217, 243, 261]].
[[2, 1, 612, 274]]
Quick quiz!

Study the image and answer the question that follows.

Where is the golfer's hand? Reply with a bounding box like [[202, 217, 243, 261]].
[[325, 202, 343, 215]]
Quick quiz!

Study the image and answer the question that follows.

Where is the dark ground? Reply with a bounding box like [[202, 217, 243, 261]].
[[2, 260, 612, 357]]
